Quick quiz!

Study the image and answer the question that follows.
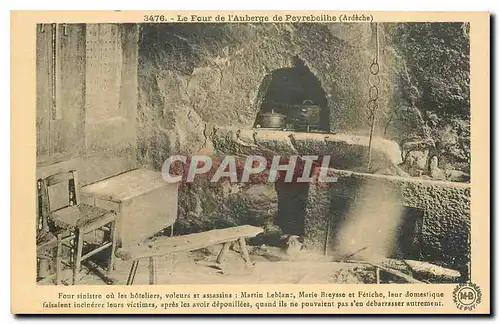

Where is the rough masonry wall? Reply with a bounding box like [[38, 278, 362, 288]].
[[137, 23, 380, 169], [133, 23, 471, 242], [305, 170, 471, 272], [135, 23, 387, 233]]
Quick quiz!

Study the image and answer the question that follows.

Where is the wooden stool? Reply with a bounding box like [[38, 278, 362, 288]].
[[117, 225, 264, 285]]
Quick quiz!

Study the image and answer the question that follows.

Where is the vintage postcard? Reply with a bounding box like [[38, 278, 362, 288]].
[[11, 10, 490, 314]]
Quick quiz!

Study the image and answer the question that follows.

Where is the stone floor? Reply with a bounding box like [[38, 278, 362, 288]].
[[40, 244, 377, 285]]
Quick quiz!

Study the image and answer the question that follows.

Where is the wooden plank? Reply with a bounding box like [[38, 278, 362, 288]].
[[49, 24, 86, 157], [36, 24, 52, 158], [36, 155, 137, 186], [45, 171, 73, 186], [364, 261, 423, 284], [81, 169, 172, 203], [404, 260, 461, 280], [117, 225, 264, 261]]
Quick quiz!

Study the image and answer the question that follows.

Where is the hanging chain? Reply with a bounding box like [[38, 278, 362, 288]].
[[367, 59, 380, 123], [366, 23, 380, 169], [367, 22, 380, 126], [51, 23, 57, 120]]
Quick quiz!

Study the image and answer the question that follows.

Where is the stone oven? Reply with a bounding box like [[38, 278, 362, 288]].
[[253, 57, 330, 132], [130, 22, 470, 278]]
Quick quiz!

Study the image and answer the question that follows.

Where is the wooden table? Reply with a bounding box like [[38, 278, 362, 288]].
[[80, 168, 178, 248]]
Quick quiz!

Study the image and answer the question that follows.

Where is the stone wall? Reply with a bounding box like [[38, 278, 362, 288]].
[[137, 23, 385, 169], [304, 169, 470, 273], [133, 23, 471, 259], [174, 180, 278, 235], [171, 127, 405, 234]]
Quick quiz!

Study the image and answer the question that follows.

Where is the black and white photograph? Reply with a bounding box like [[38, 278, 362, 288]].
[[34, 21, 473, 287]]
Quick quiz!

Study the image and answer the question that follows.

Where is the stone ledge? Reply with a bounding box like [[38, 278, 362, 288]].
[[210, 126, 403, 172], [325, 168, 471, 188]]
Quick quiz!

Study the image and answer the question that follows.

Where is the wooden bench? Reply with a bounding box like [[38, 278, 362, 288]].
[[116, 225, 264, 285]]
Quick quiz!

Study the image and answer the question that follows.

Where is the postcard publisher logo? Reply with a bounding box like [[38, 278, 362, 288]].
[[453, 282, 482, 311]]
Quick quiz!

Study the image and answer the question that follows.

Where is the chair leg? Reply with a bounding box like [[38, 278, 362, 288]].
[[69, 231, 75, 265], [108, 220, 118, 275], [73, 228, 84, 285], [126, 260, 139, 285], [55, 234, 62, 285]]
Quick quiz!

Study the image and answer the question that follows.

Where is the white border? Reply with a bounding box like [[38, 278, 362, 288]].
[[3, 1, 498, 323]]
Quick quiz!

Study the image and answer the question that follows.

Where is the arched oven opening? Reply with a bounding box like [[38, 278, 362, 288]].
[[253, 57, 330, 132]]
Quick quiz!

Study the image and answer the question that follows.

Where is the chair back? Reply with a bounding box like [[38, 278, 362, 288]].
[[37, 179, 49, 235], [41, 170, 80, 213]]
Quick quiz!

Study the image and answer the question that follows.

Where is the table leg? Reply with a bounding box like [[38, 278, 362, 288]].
[[148, 257, 157, 285], [216, 242, 231, 264], [238, 237, 251, 264], [108, 220, 118, 274]]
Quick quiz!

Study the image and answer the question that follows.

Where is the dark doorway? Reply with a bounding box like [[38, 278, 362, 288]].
[[274, 181, 310, 236], [392, 207, 424, 259]]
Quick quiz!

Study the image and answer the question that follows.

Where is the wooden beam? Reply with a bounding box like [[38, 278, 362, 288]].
[[404, 260, 461, 281], [364, 261, 424, 284]]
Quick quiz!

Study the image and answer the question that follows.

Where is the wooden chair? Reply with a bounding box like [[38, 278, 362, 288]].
[[36, 179, 64, 284], [39, 170, 118, 285]]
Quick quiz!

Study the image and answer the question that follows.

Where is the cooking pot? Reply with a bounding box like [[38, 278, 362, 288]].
[[255, 110, 286, 129], [287, 100, 321, 130]]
